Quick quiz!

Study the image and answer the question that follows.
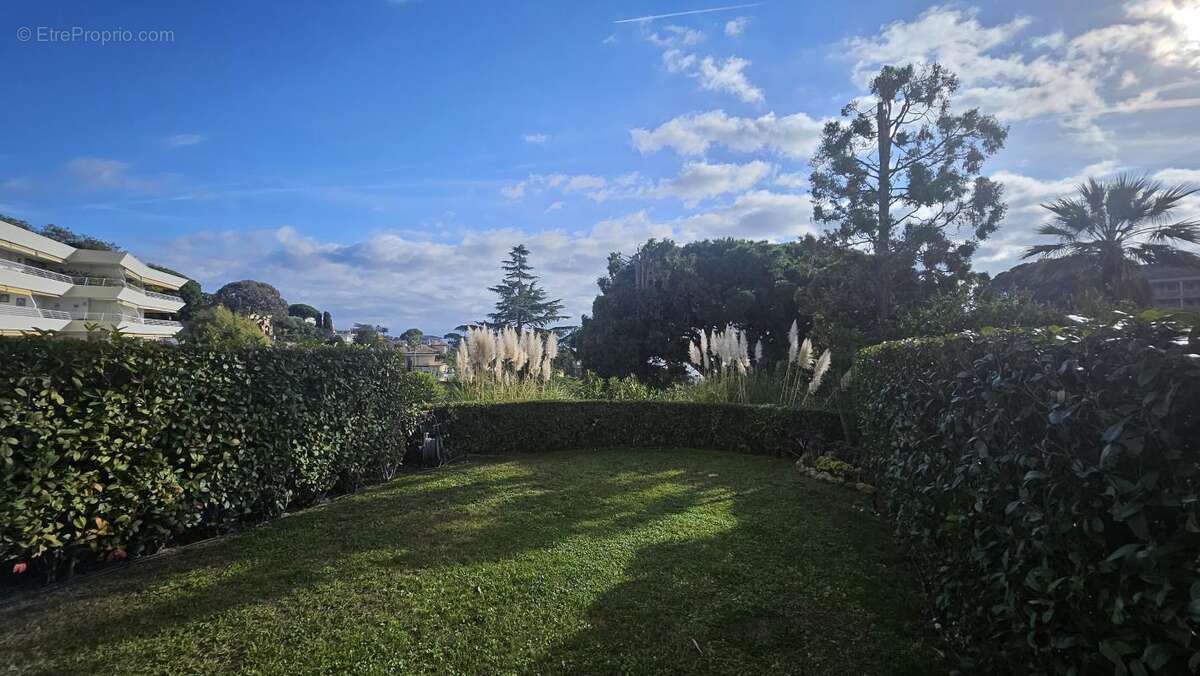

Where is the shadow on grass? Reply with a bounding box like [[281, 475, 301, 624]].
[[1, 449, 937, 674], [3, 453, 721, 663], [523, 458, 936, 676]]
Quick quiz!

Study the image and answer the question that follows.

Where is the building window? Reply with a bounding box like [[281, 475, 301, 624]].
[[0, 293, 8, 303], [15, 297, 27, 307]]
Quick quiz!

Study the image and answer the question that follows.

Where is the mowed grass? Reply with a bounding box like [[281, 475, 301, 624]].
[[1, 449, 936, 675]]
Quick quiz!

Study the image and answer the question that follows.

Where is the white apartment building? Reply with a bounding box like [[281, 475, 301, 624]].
[[0, 218, 186, 339], [1144, 264, 1200, 311]]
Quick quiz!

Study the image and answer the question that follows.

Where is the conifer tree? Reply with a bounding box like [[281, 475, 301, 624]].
[[487, 244, 567, 330]]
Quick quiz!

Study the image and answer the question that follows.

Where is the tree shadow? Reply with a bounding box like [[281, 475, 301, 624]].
[[1, 452, 725, 670], [524, 464, 937, 675], [1, 450, 936, 674]]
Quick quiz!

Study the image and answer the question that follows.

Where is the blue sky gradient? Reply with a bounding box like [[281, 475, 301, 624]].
[[3, 1, 1198, 333]]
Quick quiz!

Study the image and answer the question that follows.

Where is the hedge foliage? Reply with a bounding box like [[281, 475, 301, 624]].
[[426, 400, 842, 457], [855, 318, 1200, 674], [1, 337, 438, 575]]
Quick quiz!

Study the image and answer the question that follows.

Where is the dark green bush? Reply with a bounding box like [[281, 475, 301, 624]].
[[0, 337, 438, 575], [427, 400, 841, 457], [855, 318, 1200, 674]]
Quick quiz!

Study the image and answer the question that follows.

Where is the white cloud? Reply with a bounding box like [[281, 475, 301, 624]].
[[641, 22, 764, 103], [725, 16, 749, 37], [523, 133, 549, 144], [646, 24, 705, 49], [66, 157, 168, 192], [501, 173, 612, 202], [975, 160, 1123, 270], [166, 133, 207, 148], [602, 34, 616, 45], [842, 5, 1200, 145], [147, 189, 814, 333], [1154, 168, 1200, 184], [500, 183, 525, 200], [631, 110, 825, 158], [648, 160, 772, 205], [693, 54, 763, 103], [546, 201, 565, 212], [773, 172, 807, 189], [676, 190, 815, 240]]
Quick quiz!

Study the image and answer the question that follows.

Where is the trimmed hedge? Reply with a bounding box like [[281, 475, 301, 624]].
[[1, 337, 438, 575], [426, 400, 842, 457], [855, 319, 1200, 674]]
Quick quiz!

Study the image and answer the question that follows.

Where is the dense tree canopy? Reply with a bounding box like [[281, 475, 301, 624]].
[[576, 238, 827, 381], [810, 62, 1007, 321], [399, 328, 424, 348], [213, 280, 288, 318], [288, 304, 322, 322], [487, 245, 567, 330], [990, 259, 1103, 308], [353, 323, 388, 346]]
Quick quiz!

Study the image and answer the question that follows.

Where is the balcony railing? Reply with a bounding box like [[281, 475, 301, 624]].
[[0, 260, 183, 302], [0, 304, 72, 320], [0, 258, 76, 284], [72, 276, 183, 302], [71, 312, 182, 328]]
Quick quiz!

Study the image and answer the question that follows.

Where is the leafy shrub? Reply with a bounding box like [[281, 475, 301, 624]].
[[182, 305, 270, 347], [0, 336, 438, 576], [891, 286, 1064, 339], [854, 318, 1200, 674], [426, 400, 842, 458], [814, 455, 857, 480]]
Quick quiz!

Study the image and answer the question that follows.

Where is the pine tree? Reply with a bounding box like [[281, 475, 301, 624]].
[[487, 244, 567, 330]]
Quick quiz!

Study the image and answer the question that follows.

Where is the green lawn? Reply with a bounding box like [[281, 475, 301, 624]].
[[1, 449, 936, 675]]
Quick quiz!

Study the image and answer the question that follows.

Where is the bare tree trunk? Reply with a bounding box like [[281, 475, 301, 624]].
[[875, 101, 892, 323]]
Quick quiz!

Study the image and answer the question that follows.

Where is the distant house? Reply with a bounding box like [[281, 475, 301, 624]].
[[1142, 264, 1200, 310], [420, 335, 449, 354], [398, 343, 447, 376]]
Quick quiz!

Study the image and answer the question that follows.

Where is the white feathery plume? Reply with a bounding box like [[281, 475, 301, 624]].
[[700, 329, 710, 372], [526, 330, 544, 381], [787, 319, 799, 364], [501, 327, 519, 366], [754, 339, 763, 368], [839, 366, 853, 392], [490, 329, 503, 380], [796, 337, 813, 370], [455, 339, 471, 382], [688, 338, 702, 368], [808, 349, 832, 393], [511, 329, 530, 373], [544, 331, 559, 364]]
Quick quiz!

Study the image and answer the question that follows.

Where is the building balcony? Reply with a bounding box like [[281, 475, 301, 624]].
[[0, 303, 73, 333], [64, 312, 183, 337], [67, 277, 186, 312], [0, 257, 75, 296]]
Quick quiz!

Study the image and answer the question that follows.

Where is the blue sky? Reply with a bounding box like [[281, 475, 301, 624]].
[[2, 1, 1199, 334]]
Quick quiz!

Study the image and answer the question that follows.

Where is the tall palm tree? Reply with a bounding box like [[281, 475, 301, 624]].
[[1023, 175, 1200, 302]]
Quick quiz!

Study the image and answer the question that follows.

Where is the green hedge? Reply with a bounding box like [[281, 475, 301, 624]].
[[1, 337, 438, 575], [426, 400, 842, 457], [855, 319, 1200, 674]]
